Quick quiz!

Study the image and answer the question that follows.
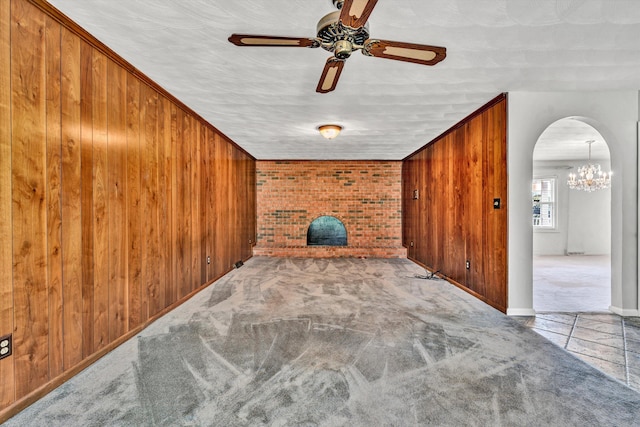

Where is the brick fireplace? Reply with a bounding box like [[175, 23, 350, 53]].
[[254, 161, 406, 258]]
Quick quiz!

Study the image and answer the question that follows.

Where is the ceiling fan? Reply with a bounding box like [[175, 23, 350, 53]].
[[228, 0, 446, 94]]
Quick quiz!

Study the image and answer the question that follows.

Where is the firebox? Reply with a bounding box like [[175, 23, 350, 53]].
[[307, 216, 347, 246]]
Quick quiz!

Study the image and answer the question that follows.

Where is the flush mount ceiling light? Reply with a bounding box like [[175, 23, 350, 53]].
[[318, 124, 342, 139]]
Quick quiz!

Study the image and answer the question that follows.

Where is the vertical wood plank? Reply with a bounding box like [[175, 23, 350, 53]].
[[60, 26, 83, 369], [169, 103, 179, 305], [126, 73, 141, 329], [45, 15, 63, 379], [224, 143, 233, 271], [191, 122, 202, 290], [149, 87, 161, 315], [237, 153, 244, 259], [482, 109, 495, 301], [0, 0, 15, 409], [158, 96, 175, 308], [424, 148, 434, 267], [423, 150, 432, 263], [434, 142, 443, 271], [231, 147, 240, 261], [413, 154, 420, 258], [141, 85, 160, 317], [107, 59, 127, 341], [173, 109, 185, 298], [200, 127, 213, 283], [484, 100, 508, 309], [454, 130, 467, 283], [11, 0, 50, 397], [179, 111, 192, 298], [155, 94, 166, 309], [406, 155, 416, 259], [80, 40, 94, 358], [239, 153, 247, 261], [246, 153, 256, 260], [214, 134, 229, 276], [229, 144, 236, 267], [465, 118, 485, 294], [436, 139, 446, 272], [416, 151, 426, 263], [92, 49, 109, 352]]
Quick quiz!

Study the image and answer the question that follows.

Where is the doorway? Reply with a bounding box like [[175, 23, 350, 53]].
[[532, 118, 612, 312]]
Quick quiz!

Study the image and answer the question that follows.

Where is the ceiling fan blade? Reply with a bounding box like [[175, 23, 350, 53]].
[[339, 0, 379, 29], [316, 57, 345, 94], [363, 39, 446, 66], [228, 34, 318, 48]]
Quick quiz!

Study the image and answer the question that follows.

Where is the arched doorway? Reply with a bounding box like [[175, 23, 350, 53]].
[[532, 117, 612, 312]]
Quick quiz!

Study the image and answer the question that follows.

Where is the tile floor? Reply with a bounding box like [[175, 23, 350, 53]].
[[515, 312, 640, 392], [526, 254, 640, 391]]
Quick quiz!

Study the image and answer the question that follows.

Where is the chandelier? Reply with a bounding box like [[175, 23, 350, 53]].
[[567, 140, 612, 192]]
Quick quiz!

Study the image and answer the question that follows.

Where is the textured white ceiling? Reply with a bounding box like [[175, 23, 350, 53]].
[[534, 118, 610, 161], [48, 0, 640, 160]]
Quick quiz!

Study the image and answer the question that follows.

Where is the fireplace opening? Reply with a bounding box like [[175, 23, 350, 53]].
[[307, 216, 347, 246]]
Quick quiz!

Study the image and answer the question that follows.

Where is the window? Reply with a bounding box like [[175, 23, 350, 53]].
[[532, 177, 556, 229]]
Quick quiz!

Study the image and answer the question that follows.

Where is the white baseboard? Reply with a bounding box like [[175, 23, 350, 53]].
[[609, 306, 640, 317], [507, 308, 536, 317]]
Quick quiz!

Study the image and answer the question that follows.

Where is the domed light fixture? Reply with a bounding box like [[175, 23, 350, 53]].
[[318, 124, 342, 139], [567, 140, 612, 192]]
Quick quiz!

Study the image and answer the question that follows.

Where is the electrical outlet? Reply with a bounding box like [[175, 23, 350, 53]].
[[207, 256, 211, 265], [410, 241, 414, 247], [465, 260, 470, 270], [0, 334, 12, 360]]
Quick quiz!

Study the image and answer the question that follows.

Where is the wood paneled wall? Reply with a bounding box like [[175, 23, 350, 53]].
[[402, 95, 508, 312], [0, 0, 256, 418]]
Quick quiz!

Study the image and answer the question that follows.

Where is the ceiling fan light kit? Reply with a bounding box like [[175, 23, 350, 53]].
[[228, 0, 446, 94]]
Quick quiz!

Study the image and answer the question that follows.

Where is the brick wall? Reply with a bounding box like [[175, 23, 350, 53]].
[[254, 161, 406, 258]]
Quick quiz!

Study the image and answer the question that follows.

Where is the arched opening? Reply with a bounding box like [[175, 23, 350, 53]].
[[532, 117, 612, 312], [307, 216, 347, 246]]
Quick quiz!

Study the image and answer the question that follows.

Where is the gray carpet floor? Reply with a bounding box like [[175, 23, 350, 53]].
[[533, 255, 610, 312], [5, 257, 640, 426]]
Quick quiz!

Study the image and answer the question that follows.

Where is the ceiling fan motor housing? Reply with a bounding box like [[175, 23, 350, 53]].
[[317, 11, 370, 59]]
